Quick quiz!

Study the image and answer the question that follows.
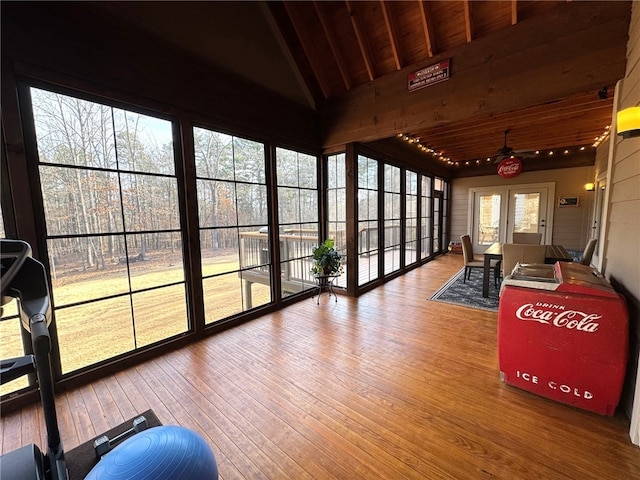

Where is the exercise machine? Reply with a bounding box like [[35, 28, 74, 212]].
[[0, 239, 67, 480]]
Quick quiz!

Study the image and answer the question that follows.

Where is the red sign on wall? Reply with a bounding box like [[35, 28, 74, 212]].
[[497, 157, 523, 178], [407, 59, 451, 92]]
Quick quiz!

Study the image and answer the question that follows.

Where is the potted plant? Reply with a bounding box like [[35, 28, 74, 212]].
[[311, 239, 344, 276]]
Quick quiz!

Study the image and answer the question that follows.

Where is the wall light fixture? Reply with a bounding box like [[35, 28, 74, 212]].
[[617, 106, 640, 139]]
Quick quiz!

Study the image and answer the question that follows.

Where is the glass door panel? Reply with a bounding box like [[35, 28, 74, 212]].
[[507, 187, 548, 242], [472, 191, 506, 252], [476, 193, 502, 246], [433, 193, 441, 252]]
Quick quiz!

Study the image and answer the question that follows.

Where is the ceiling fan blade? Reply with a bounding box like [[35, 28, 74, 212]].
[[492, 129, 535, 163]]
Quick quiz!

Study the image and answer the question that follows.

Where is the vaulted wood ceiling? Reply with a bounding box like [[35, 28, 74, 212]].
[[68, 1, 632, 171], [270, 1, 568, 102], [267, 1, 630, 169]]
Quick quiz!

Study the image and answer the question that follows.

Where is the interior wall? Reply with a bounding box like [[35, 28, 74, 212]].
[[450, 166, 595, 251], [606, 1, 640, 445]]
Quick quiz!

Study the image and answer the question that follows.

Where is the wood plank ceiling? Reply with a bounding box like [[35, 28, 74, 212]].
[[267, 1, 630, 170]]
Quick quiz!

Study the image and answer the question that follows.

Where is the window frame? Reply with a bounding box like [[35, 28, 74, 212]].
[[21, 83, 193, 379]]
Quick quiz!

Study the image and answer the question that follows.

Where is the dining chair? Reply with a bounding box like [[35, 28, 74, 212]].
[[501, 243, 546, 278], [460, 235, 500, 286], [580, 238, 597, 265], [512, 232, 542, 244]]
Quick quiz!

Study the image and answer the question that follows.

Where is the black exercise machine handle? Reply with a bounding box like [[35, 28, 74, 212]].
[[0, 355, 36, 384]]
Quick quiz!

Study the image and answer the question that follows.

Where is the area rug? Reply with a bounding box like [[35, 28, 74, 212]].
[[65, 409, 161, 479], [429, 268, 500, 312]]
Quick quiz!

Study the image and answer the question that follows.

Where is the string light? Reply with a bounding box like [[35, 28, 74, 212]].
[[397, 131, 603, 168], [592, 125, 610, 148], [397, 133, 448, 163]]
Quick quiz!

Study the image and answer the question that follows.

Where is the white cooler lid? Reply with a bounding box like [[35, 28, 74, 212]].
[[500, 263, 560, 292]]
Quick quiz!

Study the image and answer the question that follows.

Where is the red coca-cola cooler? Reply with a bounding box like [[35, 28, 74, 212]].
[[498, 261, 628, 415]]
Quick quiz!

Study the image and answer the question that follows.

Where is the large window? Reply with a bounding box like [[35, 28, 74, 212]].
[[434, 177, 448, 253], [276, 147, 319, 297], [420, 176, 432, 259], [383, 164, 401, 275], [327, 153, 346, 288], [30, 87, 187, 374], [405, 171, 418, 265], [194, 127, 271, 320], [357, 155, 379, 285]]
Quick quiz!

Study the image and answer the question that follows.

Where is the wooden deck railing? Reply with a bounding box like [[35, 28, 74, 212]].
[[239, 229, 328, 307], [239, 225, 403, 307]]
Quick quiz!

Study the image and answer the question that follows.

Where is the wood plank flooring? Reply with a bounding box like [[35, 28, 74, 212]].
[[2, 254, 639, 479]]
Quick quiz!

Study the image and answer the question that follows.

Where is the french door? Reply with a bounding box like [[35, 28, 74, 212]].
[[470, 182, 555, 252]]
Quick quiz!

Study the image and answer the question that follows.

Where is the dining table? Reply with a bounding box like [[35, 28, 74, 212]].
[[482, 242, 573, 298]]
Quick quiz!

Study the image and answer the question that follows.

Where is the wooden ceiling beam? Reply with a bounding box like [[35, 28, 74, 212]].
[[282, 2, 331, 99], [463, 0, 473, 43], [346, 0, 375, 81], [320, 1, 629, 149], [417, 0, 436, 57], [380, 0, 402, 70], [314, 1, 352, 90]]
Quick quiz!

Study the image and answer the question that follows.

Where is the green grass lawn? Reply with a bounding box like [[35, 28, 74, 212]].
[[0, 251, 273, 395]]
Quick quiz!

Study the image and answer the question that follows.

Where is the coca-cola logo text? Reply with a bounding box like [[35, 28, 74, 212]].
[[515, 303, 600, 333], [497, 157, 522, 178]]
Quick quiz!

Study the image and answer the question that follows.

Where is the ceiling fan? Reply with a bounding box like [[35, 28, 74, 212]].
[[493, 129, 536, 163]]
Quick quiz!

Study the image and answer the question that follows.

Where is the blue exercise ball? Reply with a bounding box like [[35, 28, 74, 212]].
[[84, 425, 218, 480]]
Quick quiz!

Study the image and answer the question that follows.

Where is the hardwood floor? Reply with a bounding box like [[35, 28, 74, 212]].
[[2, 254, 639, 479]]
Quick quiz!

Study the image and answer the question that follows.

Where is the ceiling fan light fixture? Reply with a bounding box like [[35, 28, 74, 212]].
[[617, 107, 640, 139]]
